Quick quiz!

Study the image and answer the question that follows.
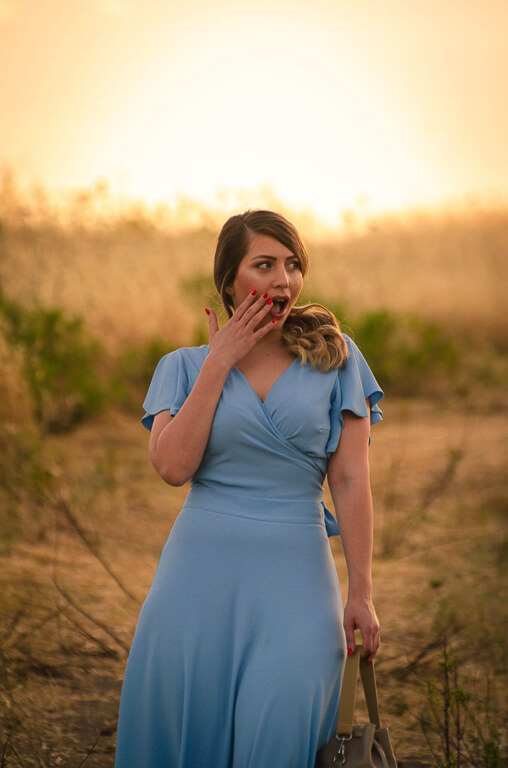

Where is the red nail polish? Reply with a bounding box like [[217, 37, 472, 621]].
[[251, 289, 257, 295], [271, 318, 277, 323], [263, 291, 268, 298], [205, 307, 210, 315], [348, 647, 353, 655], [368, 658, 373, 664], [267, 298, 273, 305]]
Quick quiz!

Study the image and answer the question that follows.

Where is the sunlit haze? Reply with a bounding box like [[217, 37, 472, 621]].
[[1, 0, 507, 226]]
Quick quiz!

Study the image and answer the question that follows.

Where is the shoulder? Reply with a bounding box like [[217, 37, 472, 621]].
[[161, 345, 209, 382], [183, 344, 209, 365], [161, 344, 208, 366], [337, 333, 371, 370], [316, 333, 357, 379], [341, 333, 358, 358]]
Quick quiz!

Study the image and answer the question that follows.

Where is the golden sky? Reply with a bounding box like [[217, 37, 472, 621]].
[[1, 0, 507, 224]]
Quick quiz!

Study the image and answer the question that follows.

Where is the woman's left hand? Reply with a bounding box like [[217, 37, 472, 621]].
[[343, 594, 380, 663]]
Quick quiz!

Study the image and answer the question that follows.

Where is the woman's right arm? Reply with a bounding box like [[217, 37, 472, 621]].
[[149, 352, 231, 486], [149, 289, 276, 486]]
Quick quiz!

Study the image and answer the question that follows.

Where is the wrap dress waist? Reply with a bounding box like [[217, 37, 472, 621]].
[[184, 483, 340, 537]]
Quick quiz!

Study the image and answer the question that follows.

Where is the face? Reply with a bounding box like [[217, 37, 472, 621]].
[[225, 233, 304, 331]]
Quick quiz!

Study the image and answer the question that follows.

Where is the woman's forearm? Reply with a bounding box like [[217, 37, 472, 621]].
[[154, 351, 231, 484], [329, 476, 374, 598]]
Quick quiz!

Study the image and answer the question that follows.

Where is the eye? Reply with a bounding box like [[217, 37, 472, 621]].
[[257, 260, 301, 269]]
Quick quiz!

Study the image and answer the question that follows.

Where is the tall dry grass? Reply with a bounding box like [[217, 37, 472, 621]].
[[1, 170, 507, 357]]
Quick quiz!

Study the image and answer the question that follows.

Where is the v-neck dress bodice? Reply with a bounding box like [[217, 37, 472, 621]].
[[232, 355, 299, 405], [115, 333, 384, 768]]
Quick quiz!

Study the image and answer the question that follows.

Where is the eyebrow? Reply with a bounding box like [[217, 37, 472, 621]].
[[250, 254, 297, 260]]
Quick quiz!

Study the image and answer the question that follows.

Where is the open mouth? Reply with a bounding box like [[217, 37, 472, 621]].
[[270, 298, 289, 317]]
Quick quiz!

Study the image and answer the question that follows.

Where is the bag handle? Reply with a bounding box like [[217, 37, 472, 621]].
[[336, 630, 382, 736]]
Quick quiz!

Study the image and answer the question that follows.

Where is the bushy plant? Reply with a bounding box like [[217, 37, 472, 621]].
[[0, 286, 106, 432]]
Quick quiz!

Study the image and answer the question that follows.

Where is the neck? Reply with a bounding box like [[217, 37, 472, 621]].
[[251, 331, 287, 354]]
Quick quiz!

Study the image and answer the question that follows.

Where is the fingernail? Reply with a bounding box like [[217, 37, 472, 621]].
[[368, 658, 373, 664], [251, 289, 257, 295], [262, 291, 268, 298], [267, 298, 272, 305], [271, 318, 277, 323], [348, 647, 353, 655], [205, 307, 210, 315]]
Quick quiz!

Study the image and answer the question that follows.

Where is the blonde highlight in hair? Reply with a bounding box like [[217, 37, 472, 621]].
[[213, 209, 349, 372]]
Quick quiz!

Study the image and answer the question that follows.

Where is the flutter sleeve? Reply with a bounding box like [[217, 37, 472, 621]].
[[141, 349, 189, 431], [325, 334, 384, 455]]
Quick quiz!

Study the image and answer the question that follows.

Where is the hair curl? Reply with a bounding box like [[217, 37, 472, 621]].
[[213, 209, 349, 372]]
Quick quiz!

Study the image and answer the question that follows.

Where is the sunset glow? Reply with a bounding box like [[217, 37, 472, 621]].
[[1, 0, 507, 225]]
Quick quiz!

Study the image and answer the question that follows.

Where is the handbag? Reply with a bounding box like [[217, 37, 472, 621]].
[[315, 633, 398, 767]]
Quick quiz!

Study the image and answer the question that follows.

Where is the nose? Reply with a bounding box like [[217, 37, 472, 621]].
[[271, 264, 290, 288]]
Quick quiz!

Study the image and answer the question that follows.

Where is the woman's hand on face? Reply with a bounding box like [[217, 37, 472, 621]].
[[343, 595, 380, 663], [205, 290, 276, 369]]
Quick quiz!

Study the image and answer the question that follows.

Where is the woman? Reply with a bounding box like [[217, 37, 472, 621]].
[[114, 209, 384, 768]]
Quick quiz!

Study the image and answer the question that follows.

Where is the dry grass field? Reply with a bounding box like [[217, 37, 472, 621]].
[[0, 182, 506, 766], [0, 178, 506, 354]]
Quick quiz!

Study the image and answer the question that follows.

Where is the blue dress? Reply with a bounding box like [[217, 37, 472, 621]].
[[114, 333, 384, 768]]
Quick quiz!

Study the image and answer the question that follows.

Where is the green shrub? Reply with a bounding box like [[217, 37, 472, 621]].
[[0, 287, 106, 433]]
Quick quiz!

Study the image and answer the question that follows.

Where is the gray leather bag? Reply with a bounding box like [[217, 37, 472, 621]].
[[315, 637, 398, 767]]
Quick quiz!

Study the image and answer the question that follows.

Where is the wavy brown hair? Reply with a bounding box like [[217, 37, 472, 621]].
[[213, 209, 349, 372]]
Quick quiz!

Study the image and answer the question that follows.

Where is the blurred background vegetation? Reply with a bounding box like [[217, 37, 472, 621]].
[[1, 167, 505, 436], [0, 170, 506, 766]]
